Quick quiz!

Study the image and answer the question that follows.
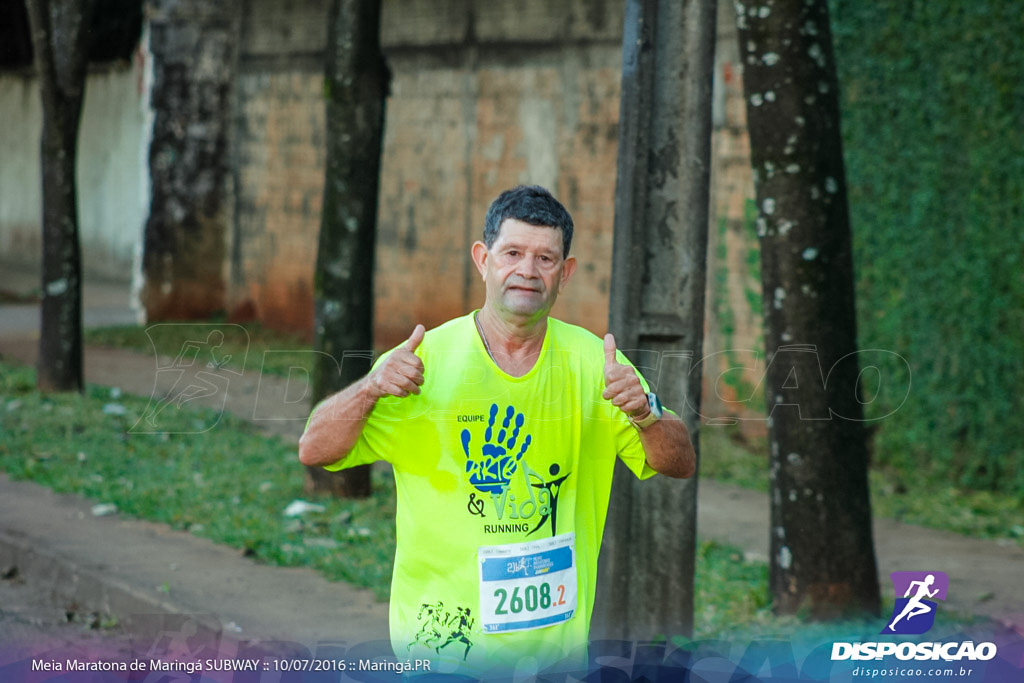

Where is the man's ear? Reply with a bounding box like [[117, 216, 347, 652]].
[[471, 241, 489, 279], [559, 256, 578, 292]]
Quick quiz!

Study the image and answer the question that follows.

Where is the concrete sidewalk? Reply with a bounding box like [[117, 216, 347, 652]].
[[1, 269, 1023, 652], [0, 473, 388, 647]]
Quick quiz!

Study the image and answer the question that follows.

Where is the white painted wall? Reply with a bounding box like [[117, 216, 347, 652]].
[[0, 59, 150, 284], [0, 74, 41, 267]]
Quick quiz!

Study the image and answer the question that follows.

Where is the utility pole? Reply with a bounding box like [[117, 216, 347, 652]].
[[594, 0, 717, 640]]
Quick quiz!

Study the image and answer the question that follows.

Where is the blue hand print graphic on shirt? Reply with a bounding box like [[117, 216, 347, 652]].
[[461, 403, 532, 494]]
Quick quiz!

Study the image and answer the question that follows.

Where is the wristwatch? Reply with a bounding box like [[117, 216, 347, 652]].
[[629, 392, 663, 430]]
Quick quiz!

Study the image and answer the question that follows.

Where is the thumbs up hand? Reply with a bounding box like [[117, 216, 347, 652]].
[[368, 324, 426, 399], [602, 333, 650, 419]]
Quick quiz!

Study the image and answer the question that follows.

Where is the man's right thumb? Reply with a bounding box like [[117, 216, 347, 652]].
[[405, 324, 426, 352]]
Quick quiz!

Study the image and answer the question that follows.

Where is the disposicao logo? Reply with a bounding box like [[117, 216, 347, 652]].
[[883, 570, 949, 635], [831, 570, 998, 663]]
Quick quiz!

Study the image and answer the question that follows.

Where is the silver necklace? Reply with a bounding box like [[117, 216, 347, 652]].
[[474, 312, 495, 360]]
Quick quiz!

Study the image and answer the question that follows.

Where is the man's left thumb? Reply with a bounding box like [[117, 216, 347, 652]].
[[604, 333, 619, 365]]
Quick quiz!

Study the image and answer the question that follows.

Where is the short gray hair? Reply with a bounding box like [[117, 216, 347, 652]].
[[483, 185, 574, 258]]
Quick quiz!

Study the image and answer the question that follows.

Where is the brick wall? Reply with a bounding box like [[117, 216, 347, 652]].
[[232, 70, 325, 333]]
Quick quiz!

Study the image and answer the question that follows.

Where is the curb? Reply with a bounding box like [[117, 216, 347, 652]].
[[0, 474, 390, 648], [0, 527, 221, 638]]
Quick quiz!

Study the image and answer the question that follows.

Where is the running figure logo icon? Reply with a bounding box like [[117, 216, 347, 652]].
[[131, 324, 248, 434], [882, 571, 949, 635]]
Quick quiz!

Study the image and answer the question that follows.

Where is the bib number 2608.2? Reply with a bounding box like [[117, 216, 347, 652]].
[[493, 581, 568, 615], [478, 532, 576, 633]]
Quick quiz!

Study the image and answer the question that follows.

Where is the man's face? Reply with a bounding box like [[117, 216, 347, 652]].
[[472, 218, 577, 323]]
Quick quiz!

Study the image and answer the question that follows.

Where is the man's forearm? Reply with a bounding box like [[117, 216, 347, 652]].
[[638, 412, 696, 479], [299, 326, 426, 468], [297, 377, 378, 468]]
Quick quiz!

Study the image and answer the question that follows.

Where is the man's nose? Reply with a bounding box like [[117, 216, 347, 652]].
[[515, 256, 540, 278]]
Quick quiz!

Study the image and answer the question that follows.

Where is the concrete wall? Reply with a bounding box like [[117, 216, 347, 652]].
[[371, 47, 625, 347], [229, 0, 628, 345], [704, 0, 767, 433], [229, 0, 328, 334], [228, 0, 764, 426], [0, 61, 149, 284]]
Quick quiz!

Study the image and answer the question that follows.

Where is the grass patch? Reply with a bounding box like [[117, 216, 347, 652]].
[[699, 425, 771, 492], [694, 540, 771, 639], [83, 322, 315, 378], [699, 426, 1024, 545], [0, 361, 395, 600], [870, 469, 1024, 542]]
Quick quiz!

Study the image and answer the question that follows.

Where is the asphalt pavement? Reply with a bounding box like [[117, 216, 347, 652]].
[[1, 265, 1022, 672]]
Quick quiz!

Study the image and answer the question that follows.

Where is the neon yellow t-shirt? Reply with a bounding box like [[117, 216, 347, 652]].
[[325, 313, 655, 675]]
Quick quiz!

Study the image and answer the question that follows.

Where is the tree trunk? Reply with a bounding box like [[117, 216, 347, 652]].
[[594, 0, 716, 641], [733, 0, 880, 618], [26, 0, 96, 393], [141, 0, 239, 322], [306, 0, 389, 498]]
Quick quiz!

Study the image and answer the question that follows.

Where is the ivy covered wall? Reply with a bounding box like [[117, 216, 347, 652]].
[[831, 1, 1024, 493]]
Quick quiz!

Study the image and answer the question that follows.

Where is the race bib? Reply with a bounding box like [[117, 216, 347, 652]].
[[478, 532, 577, 633]]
